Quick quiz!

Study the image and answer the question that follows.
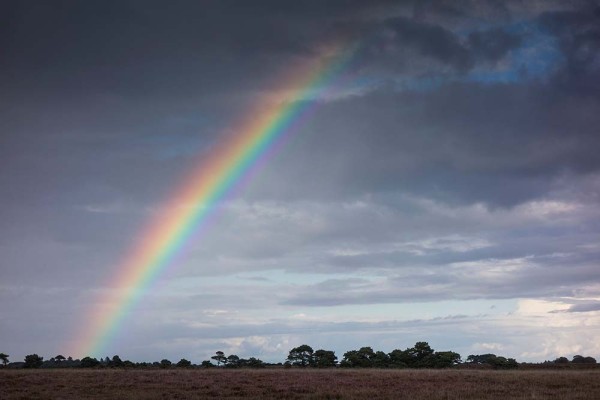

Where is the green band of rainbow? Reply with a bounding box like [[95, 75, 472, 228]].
[[69, 42, 358, 358]]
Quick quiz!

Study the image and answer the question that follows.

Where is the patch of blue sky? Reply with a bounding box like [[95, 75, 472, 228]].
[[389, 20, 565, 91], [467, 20, 564, 85]]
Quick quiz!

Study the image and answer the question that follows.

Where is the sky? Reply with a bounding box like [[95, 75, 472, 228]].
[[2, 0, 600, 364]]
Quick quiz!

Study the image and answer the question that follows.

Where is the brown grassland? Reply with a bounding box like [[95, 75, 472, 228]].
[[2, 368, 600, 399]]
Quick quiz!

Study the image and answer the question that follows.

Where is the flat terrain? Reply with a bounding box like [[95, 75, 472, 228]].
[[2, 368, 600, 399]]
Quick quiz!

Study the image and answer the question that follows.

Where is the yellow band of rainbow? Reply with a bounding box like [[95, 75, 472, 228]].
[[69, 42, 359, 358]]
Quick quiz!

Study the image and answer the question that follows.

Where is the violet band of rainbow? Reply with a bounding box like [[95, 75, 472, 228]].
[[69, 42, 359, 358]]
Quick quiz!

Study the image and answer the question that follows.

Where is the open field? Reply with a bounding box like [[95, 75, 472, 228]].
[[2, 368, 600, 399]]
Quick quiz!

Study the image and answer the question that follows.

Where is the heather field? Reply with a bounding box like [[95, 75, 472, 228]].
[[2, 369, 600, 399]]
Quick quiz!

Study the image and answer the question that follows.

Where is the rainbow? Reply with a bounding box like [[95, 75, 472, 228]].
[[70, 42, 359, 357]]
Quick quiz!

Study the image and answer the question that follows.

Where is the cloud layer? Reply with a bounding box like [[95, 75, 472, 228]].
[[1, 0, 600, 363]]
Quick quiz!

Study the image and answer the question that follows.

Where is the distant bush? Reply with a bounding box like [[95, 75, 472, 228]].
[[466, 354, 518, 369], [23, 354, 43, 369], [177, 359, 192, 368], [572, 355, 596, 364], [80, 356, 100, 368]]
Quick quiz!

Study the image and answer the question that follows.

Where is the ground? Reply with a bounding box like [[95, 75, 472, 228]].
[[1, 368, 599, 399]]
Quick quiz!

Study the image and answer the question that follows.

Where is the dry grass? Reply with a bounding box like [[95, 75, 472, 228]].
[[1, 368, 599, 399]]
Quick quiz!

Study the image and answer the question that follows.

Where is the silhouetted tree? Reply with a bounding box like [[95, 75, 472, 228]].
[[226, 354, 241, 368], [572, 355, 596, 364], [244, 357, 266, 368], [160, 359, 172, 368], [428, 351, 461, 368], [201, 360, 215, 368], [467, 354, 517, 369], [340, 347, 376, 368], [211, 351, 226, 366], [313, 349, 337, 367], [407, 342, 435, 367], [372, 351, 391, 368], [388, 349, 410, 368], [554, 357, 569, 364], [0, 353, 9, 366], [24, 354, 43, 368], [110, 355, 124, 367], [287, 345, 314, 367], [176, 359, 192, 368], [54, 355, 66, 362], [80, 356, 100, 368]]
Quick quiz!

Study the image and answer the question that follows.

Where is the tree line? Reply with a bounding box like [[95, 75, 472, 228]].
[[284, 342, 511, 369], [551, 355, 597, 364], [0, 344, 597, 370]]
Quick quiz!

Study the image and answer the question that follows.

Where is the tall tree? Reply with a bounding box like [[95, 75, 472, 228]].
[[0, 353, 9, 366], [388, 349, 410, 368], [226, 354, 241, 368], [313, 349, 337, 367], [372, 351, 391, 368], [110, 355, 124, 367], [340, 347, 376, 368], [287, 345, 314, 367], [211, 351, 227, 366]]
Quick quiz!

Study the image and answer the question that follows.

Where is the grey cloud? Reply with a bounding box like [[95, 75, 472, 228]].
[[468, 28, 523, 63], [250, 77, 600, 207], [0, 1, 398, 99], [121, 310, 477, 347], [539, 6, 600, 95], [170, 192, 599, 281], [565, 303, 600, 313], [106, 311, 482, 361], [384, 16, 473, 71], [3, 0, 600, 363], [281, 252, 600, 306]]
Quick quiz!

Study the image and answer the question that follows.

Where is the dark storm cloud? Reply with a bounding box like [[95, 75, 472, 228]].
[[3, 0, 600, 362], [254, 76, 600, 206], [468, 28, 523, 63], [0, 0, 525, 105], [0, 0, 403, 99], [539, 6, 600, 95], [351, 17, 523, 76], [0, 0, 407, 214], [379, 16, 474, 72], [1, 1, 303, 96]]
